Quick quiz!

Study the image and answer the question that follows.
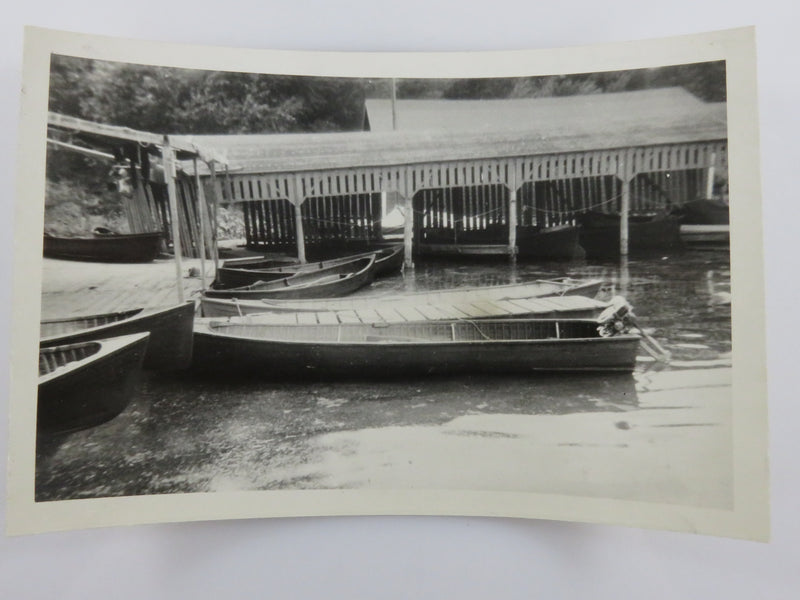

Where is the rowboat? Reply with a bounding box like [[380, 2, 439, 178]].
[[217, 245, 403, 288], [199, 278, 604, 317], [40, 302, 196, 370], [208, 294, 610, 326], [192, 315, 641, 377], [204, 255, 376, 300], [43, 230, 163, 263], [38, 332, 149, 433], [516, 225, 584, 259], [576, 212, 682, 257]]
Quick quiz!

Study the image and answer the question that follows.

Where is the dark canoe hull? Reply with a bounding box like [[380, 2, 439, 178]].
[[38, 333, 148, 433], [193, 326, 640, 378], [43, 232, 163, 263], [40, 302, 196, 370], [216, 245, 403, 288], [577, 213, 683, 257], [206, 257, 376, 300], [672, 199, 730, 225], [517, 225, 584, 259], [679, 224, 730, 246]]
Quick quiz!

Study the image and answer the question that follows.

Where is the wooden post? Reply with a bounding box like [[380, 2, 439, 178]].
[[706, 152, 717, 199], [403, 193, 414, 268], [207, 161, 221, 275], [620, 174, 630, 257], [294, 202, 307, 263], [508, 187, 518, 257], [163, 136, 184, 303], [391, 78, 398, 131], [193, 158, 207, 291]]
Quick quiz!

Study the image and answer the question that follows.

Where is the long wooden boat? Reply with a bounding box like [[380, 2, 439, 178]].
[[192, 317, 641, 377], [576, 212, 682, 257], [199, 277, 604, 317], [205, 255, 376, 300], [516, 225, 584, 259], [43, 231, 163, 263], [208, 294, 611, 325], [40, 302, 196, 370], [217, 245, 403, 288], [38, 332, 149, 433]]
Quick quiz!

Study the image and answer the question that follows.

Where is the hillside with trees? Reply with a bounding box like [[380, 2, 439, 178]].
[[45, 57, 725, 236]]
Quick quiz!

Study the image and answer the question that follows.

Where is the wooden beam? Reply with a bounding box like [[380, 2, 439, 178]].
[[508, 187, 518, 257], [294, 203, 307, 263], [46, 138, 115, 161], [208, 162, 221, 275], [193, 158, 207, 291], [620, 157, 631, 257], [404, 193, 414, 268], [48, 112, 227, 164], [163, 136, 185, 303]]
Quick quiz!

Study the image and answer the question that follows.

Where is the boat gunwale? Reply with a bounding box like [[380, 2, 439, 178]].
[[38, 332, 150, 385], [197, 317, 640, 348], [40, 303, 193, 346]]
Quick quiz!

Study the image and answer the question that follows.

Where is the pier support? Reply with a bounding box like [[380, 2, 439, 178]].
[[193, 158, 207, 291], [163, 136, 184, 303], [706, 152, 717, 199], [508, 188, 518, 257], [208, 161, 221, 275], [294, 202, 307, 263], [403, 193, 414, 268], [620, 165, 632, 257]]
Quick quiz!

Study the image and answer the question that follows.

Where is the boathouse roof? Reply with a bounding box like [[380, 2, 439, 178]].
[[177, 88, 726, 175]]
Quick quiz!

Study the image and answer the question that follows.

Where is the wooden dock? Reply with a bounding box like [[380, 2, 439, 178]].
[[40, 257, 213, 318]]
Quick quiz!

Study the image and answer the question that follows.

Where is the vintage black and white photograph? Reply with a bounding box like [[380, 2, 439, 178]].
[[7, 27, 767, 538]]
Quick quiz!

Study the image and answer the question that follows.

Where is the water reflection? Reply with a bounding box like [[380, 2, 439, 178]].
[[35, 249, 732, 502]]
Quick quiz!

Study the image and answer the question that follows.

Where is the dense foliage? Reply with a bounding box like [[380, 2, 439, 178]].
[[49, 56, 726, 135]]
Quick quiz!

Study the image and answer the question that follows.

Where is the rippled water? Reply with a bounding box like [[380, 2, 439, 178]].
[[36, 247, 733, 507]]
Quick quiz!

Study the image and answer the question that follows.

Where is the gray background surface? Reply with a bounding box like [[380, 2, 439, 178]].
[[1, 1, 797, 598]]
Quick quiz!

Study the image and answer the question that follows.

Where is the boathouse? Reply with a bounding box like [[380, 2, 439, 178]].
[[185, 87, 727, 265]]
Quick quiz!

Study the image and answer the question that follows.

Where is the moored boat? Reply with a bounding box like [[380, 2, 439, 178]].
[[671, 199, 730, 225], [43, 231, 164, 263], [208, 294, 611, 325], [516, 224, 584, 259], [671, 200, 730, 246], [205, 255, 377, 300], [38, 332, 149, 433], [199, 278, 604, 317], [40, 302, 196, 370], [192, 315, 641, 378], [217, 245, 403, 288], [576, 211, 682, 257]]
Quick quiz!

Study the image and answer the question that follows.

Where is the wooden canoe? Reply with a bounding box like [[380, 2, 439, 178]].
[[43, 231, 163, 263], [204, 255, 377, 300], [217, 245, 403, 288], [200, 294, 610, 327], [40, 302, 196, 370], [192, 317, 641, 377], [38, 332, 149, 433], [576, 212, 682, 257], [199, 278, 604, 318]]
